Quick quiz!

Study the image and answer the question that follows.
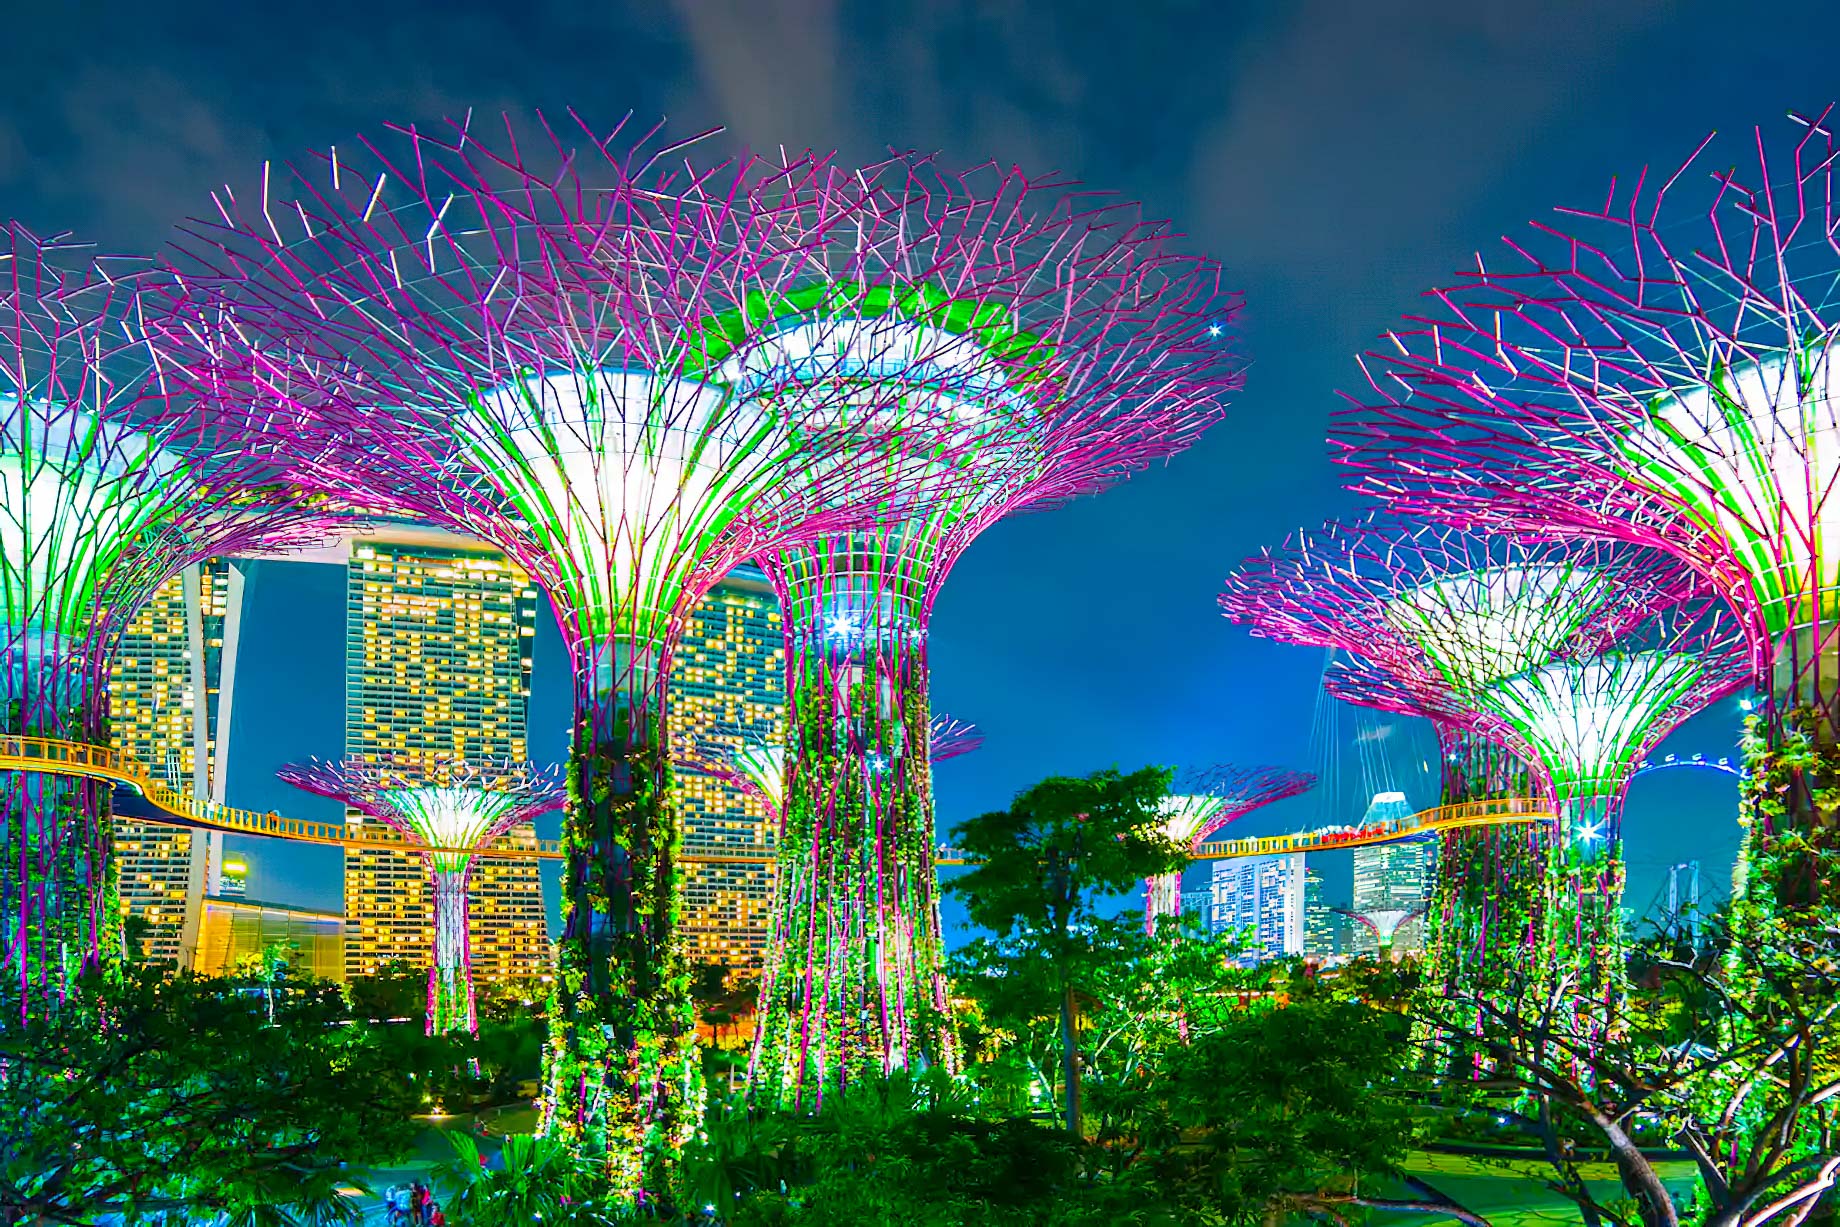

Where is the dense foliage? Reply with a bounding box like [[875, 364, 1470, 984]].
[[0, 966, 420, 1224]]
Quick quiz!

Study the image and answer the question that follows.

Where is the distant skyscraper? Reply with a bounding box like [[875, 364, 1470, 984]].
[[112, 560, 246, 968], [1350, 793, 1433, 958], [668, 566, 784, 969], [338, 531, 545, 985], [1209, 853, 1305, 962], [1303, 864, 1337, 961]]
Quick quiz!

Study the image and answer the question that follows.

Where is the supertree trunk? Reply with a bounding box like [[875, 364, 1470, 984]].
[[1422, 728, 1551, 1078], [1546, 787, 1629, 1024], [543, 642, 699, 1199], [424, 853, 477, 1036], [752, 556, 952, 1109], [0, 640, 117, 1021]]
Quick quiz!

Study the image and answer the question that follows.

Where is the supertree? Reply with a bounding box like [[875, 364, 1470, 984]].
[[1222, 519, 1701, 1010], [1142, 766, 1315, 933], [0, 225, 320, 1020], [1335, 904, 1427, 961], [739, 168, 1238, 1110], [277, 756, 563, 1034], [151, 115, 1156, 1189], [1329, 107, 1840, 926], [698, 713, 984, 827]]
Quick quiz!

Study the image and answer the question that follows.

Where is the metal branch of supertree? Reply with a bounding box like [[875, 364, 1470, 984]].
[[0, 223, 326, 1022], [1143, 765, 1314, 933], [741, 155, 1240, 1110], [279, 755, 562, 1035]]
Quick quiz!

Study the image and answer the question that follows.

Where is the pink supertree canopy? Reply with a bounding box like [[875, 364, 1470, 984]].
[[1142, 765, 1314, 933], [1329, 109, 1839, 736], [741, 160, 1240, 1108], [278, 755, 562, 1035], [0, 224, 325, 1021], [1221, 516, 1732, 1009]]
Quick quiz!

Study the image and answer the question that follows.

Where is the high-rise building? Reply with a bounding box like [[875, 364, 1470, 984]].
[[1302, 864, 1338, 962], [193, 895, 346, 983], [337, 529, 546, 985], [1349, 794, 1434, 958], [668, 566, 784, 970], [111, 560, 247, 968], [1208, 853, 1305, 963]]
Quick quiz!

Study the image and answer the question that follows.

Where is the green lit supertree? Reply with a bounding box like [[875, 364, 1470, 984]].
[[1142, 766, 1314, 933], [278, 756, 562, 1034], [1, 225, 319, 1020], [1329, 109, 1840, 940], [735, 166, 1239, 1109]]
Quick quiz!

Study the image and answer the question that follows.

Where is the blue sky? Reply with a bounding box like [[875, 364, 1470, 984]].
[[1, 0, 1817, 934]]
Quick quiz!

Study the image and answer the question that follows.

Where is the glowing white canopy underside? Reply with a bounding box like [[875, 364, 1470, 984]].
[[0, 398, 185, 638], [733, 744, 787, 814], [718, 317, 1022, 427], [1384, 565, 1609, 689], [730, 315, 1048, 536], [1626, 343, 1840, 636], [1481, 652, 1704, 792], [458, 369, 783, 643], [381, 784, 533, 848], [1158, 793, 1233, 844]]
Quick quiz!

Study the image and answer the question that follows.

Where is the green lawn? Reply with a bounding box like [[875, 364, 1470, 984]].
[[1371, 1151, 1701, 1225]]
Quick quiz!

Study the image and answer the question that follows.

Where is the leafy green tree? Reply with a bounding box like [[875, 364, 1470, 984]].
[[945, 766, 1183, 1134], [346, 958, 425, 1022], [1135, 996, 1436, 1224], [0, 966, 418, 1223], [121, 911, 156, 965], [232, 938, 296, 1023]]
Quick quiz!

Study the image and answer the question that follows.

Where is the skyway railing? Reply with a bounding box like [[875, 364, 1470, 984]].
[[934, 795, 1553, 867], [0, 735, 774, 865]]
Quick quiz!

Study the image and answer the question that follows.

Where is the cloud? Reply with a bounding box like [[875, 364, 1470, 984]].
[[1187, 0, 1669, 299]]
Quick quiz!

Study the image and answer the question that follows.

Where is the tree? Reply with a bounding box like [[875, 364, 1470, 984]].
[[1418, 917, 1840, 1227], [346, 958, 425, 1022], [232, 938, 295, 1022], [0, 966, 419, 1223], [945, 766, 1184, 1135]]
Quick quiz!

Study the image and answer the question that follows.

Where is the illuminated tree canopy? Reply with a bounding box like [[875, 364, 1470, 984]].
[[1, 224, 323, 1019], [743, 164, 1240, 1107], [1142, 766, 1315, 931], [278, 755, 562, 1035]]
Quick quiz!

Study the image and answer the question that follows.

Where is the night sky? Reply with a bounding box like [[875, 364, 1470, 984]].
[[6, 2, 1834, 936]]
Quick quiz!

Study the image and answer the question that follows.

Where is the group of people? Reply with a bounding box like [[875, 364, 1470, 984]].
[[382, 1182, 445, 1227]]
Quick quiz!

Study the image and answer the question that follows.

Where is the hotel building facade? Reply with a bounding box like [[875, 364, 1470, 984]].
[[112, 560, 246, 968]]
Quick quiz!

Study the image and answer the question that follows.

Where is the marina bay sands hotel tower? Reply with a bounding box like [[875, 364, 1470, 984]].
[[116, 522, 785, 981]]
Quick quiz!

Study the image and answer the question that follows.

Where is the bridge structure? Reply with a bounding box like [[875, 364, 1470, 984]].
[[0, 735, 775, 867], [934, 795, 1555, 866], [1, 736, 1556, 872]]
